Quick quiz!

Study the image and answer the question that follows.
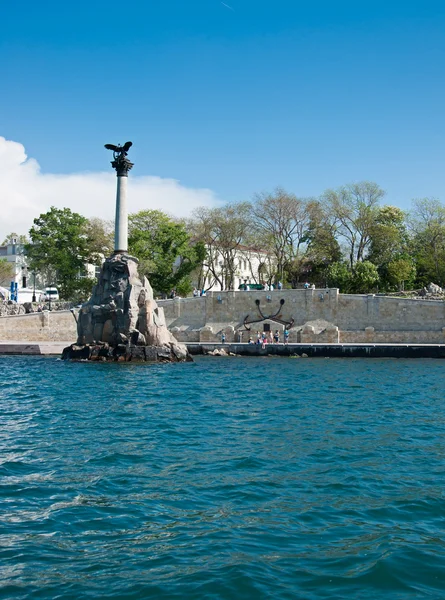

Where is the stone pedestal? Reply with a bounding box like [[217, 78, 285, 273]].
[[63, 253, 191, 362]]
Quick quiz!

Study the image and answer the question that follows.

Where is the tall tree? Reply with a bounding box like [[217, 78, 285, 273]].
[[85, 218, 114, 264], [190, 203, 251, 290], [250, 188, 314, 284], [301, 201, 342, 284], [128, 209, 205, 295], [408, 198, 445, 286], [26, 207, 91, 300], [367, 205, 413, 290], [323, 181, 385, 268]]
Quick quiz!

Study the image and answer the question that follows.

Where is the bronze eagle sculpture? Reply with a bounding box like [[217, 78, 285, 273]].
[[104, 141, 133, 156]]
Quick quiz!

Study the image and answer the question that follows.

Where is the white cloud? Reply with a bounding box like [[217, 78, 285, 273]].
[[0, 136, 219, 241]]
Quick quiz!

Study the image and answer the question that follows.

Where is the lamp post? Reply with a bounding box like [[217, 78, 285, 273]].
[[21, 265, 28, 289], [32, 271, 36, 303]]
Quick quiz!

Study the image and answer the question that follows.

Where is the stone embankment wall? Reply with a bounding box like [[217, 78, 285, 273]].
[[0, 310, 77, 342], [158, 288, 445, 344], [1, 289, 445, 344]]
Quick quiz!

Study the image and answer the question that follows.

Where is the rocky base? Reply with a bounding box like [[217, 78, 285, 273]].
[[62, 342, 193, 363], [66, 252, 191, 364]]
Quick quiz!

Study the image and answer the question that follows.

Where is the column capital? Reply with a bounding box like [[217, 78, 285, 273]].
[[111, 156, 134, 177]]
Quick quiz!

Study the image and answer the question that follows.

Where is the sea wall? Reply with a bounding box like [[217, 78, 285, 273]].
[[0, 310, 77, 342], [158, 289, 445, 344], [1, 289, 445, 345]]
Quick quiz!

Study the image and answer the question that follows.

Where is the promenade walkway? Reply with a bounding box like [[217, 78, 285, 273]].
[[0, 341, 72, 355]]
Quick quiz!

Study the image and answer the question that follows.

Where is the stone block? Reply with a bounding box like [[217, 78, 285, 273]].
[[301, 325, 315, 343], [200, 326, 214, 342], [113, 344, 127, 357], [145, 346, 158, 361], [326, 325, 339, 343], [130, 346, 146, 361], [157, 346, 172, 360], [365, 326, 375, 342], [62, 344, 91, 360]]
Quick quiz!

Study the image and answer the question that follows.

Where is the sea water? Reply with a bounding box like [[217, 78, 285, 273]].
[[0, 355, 444, 599]]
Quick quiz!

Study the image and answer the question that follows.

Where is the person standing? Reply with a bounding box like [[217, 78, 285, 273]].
[[221, 332, 226, 343], [284, 328, 289, 344]]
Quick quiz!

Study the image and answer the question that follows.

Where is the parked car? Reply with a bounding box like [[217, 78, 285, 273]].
[[44, 287, 60, 301]]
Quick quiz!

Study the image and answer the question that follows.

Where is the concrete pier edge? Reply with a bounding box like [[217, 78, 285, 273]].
[[1, 341, 445, 358]]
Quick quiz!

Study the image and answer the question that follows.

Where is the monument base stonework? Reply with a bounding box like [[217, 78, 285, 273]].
[[62, 253, 191, 363]]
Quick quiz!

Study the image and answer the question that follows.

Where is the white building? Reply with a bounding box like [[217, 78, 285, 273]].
[[0, 239, 28, 289], [197, 244, 276, 291]]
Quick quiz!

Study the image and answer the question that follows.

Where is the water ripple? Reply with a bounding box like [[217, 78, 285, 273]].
[[0, 355, 444, 598]]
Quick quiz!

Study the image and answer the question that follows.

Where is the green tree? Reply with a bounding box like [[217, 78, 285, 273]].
[[26, 207, 91, 300], [350, 261, 380, 293], [367, 206, 411, 290], [326, 261, 353, 292], [408, 198, 445, 286], [0, 259, 14, 287], [368, 206, 408, 264], [303, 201, 342, 284], [326, 260, 379, 293], [85, 218, 114, 264], [128, 209, 205, 295], [386, 258, 416, 291]]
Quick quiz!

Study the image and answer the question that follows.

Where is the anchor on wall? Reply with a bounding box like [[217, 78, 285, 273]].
[[243, 298, 295, 331]]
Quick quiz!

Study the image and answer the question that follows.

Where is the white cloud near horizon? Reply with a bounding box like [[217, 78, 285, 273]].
[[0, 136, 220, 241]]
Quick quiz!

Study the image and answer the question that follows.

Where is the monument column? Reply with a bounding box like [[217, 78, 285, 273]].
[[105, 141, 134, 253]]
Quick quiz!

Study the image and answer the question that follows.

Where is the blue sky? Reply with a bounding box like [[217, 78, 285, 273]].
[[1, 0, 445, 236]]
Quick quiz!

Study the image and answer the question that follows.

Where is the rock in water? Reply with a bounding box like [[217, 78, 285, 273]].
[[63, 253, 191, 362]]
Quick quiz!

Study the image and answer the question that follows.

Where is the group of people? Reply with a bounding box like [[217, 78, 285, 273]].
[[192, 288, 207, 297], [303, 282, 316, 289], [221, 328, 290, 346], [248, 329, 290, 347]]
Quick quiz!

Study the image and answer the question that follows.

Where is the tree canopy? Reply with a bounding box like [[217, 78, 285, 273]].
[[128, 209, 205, 295], [26, 207, 93, 301], [13, 180, 445, 300]]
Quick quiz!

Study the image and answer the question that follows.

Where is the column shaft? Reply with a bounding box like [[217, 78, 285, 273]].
[[114, 175, 128, 253]]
